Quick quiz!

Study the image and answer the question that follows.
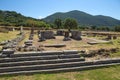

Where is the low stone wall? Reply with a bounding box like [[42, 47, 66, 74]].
[[81, 48, 120, 57], [2, 33, 25, 49]]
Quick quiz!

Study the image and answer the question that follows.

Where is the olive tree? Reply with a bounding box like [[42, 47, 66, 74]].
[[64, 18, 78, 31], [54, 18, 62, 29]]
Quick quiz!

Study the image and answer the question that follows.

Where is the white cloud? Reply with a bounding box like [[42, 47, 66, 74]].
[[38, 16, 43, 19]]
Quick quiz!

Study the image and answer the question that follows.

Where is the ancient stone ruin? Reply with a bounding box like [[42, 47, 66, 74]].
[[39, 31, 55, 41], [63, 31, 71, 41], [1, 49, 14, 57], [106, 35, 112, 40], [71, 30, 82, 40], [0, 50, 120, 76], [29, 27, 34, 40], [21, 27, 37, 51], [113, 35, 117, 39], [56, 30, 64, 36], [20, 26, 23, 34], [24, 40, 33, 47], [2, 32, 25, 50]]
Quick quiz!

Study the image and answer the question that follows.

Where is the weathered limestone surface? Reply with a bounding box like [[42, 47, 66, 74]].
[[56, 30, 64, 36], [39, 31, 55, 41], [24, 40, 33, 47], [63, 31, 71, 41], [0, 49, 120, 76], [1, 49, 14, 57], [71, 30, 82, 40]]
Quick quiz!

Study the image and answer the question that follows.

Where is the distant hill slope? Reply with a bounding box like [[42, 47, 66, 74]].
[[43, 10, 120, 26], [0, 10, 41, 26]]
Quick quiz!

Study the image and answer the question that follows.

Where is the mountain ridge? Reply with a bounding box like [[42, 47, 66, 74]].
[[0, 10, 120, 27], [43, 10, 120, 26]]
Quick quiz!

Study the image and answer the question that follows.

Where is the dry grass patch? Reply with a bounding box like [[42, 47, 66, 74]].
[[0, 31, 19, 42]]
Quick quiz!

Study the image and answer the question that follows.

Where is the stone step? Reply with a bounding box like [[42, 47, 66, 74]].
[[0, 60, 120, 76], [0, 54, 80, 63], [0, 58, 85, 67], [44, 44, 66, 47], [0, 58, 119, 73], [11, 50, 78, 58], [0, 63, 119, 76]]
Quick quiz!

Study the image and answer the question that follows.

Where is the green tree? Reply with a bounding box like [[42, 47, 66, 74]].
[[54, 18, 62, 29], [114, 26, 120, 32], [91, 25, 97, 30], [64, 18, 78, 31], [105, 26, 110, 31], [49, 23, 55, 29]]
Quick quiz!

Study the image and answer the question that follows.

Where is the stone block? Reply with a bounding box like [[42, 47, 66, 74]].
[[2, 49, 14, 57], [56, 30, 64, 36], [24, 40, 33, 47], [113, 36, 117, 39], [71, 30, 82, 40], [39, 31, 55, 41], [63, 31, 71, 41]]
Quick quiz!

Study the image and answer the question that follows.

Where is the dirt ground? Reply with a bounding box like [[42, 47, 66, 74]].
[[18, 30, 120, 52], [0, 30, 120, 60]]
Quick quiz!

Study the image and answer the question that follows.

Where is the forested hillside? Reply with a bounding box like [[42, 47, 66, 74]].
[[43, 10, 120, 26], [0, 10, 49, 28]]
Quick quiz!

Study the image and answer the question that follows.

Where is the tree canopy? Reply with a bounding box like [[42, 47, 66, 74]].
[[64, 18, 78, 30], [54, 18, 62, 29], [0, 10, 50, 29], [114, 26, 120, 32]]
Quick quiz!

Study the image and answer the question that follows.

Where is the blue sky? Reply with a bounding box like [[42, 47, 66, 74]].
[[0, 0, 120, 20]]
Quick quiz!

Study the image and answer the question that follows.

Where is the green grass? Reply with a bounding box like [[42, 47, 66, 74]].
[[111, 52, 120, 57], [86, 36, 107, 40], [0, 31, 19, 42], [0, 65, 120, 80], [0, 31, 20, 50]]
